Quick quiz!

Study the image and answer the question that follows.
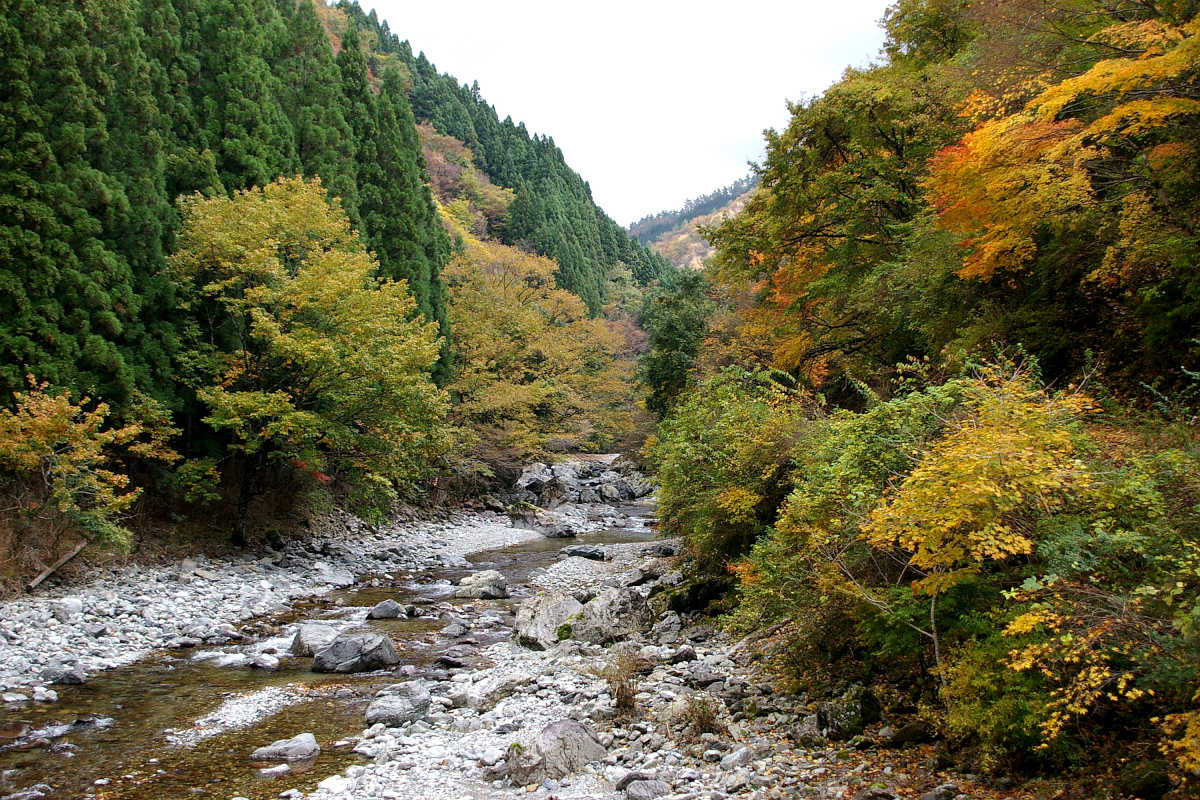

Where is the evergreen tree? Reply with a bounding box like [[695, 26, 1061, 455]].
[[275, 0, 358, 217], [0, 0, 137, 401], [180, 0, 297, 190]]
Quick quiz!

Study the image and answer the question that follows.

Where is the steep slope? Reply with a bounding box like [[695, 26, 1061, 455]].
[[336, 1, 675, 312], [638, 186, 755, 270], [629, 177, 756, 270]]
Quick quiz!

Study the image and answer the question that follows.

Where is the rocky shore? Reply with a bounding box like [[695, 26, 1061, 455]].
[[0, 456, 978, 800], [297, 539, 983, 800], [0, 456, 652, 700]]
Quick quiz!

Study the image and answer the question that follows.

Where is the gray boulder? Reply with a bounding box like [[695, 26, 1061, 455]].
[[51, 597, 83, 621], [534, 511, 576, 539], [573, 588, 654, 644], [559, 544, 605, 561], [311, 632, 400, 673], [250, 732, 320, 762], [514, 593, 585, 650], [454, 569, 508, 599], [367, 599, 403, 619], [653, 613, 683, 645], [516, 462, 553, 492], [505, 719, 606, 785], [289, 623, 339, 657], [625, 780, 671, 800], [40, 662, 87, 685], [310, 562, 354, 588], [793, 714, 826, 747], [817, 684, 881, 741], [364, 681, 431, 727], [457, 669, 535, 711]]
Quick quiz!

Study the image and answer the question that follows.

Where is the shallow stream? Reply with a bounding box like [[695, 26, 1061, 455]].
[[0, 505, 656, 800]]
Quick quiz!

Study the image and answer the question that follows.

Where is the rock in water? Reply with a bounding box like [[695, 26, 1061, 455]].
[[40, 661, 87, 685], [505, 719, 606, 784], [514, 593, 585, 650], [367, 599, 403, 619], [250, 732, 320, 762], [454, 570, 508, 599], [289, 623, 339, 657], [364, 680, 431, 726], [311, 632, 400, 673], [573, 588, 654, 644]]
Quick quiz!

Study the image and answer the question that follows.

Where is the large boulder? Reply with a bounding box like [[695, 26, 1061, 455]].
[[289, 623, 340, 657], [505, 719, 606, 785], [515, 462, 553, 493], [364, 681, 431, 727], [367, 599, 403, 619], [450, 669, 535, 711], [573, 588, 654, 644], [514, 593, 585, 650], [534, 511, 576, 539], [40, 661, 87, 685], [311, 632, 400, 673], [310, 562, 355, 588], [560, 544, 605, 561], [454, 570, 508, 599], [251, 732, 320, 762], [817, 684, 882, 740]]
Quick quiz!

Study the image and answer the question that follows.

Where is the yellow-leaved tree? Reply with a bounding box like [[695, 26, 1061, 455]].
[[172, 177, 454, 532], [441, 211, 636, 469], [0, 380, 178, 587]]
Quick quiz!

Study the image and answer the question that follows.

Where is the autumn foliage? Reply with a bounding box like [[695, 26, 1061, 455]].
[[649, 0, 1200, 791]]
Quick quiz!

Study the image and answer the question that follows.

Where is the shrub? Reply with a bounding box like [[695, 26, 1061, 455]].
[[651, 367, 808, 572]]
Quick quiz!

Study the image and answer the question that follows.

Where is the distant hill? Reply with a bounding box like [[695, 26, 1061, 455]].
[[630, 178, 757, 270]]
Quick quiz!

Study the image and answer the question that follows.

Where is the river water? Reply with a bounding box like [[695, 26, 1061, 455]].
[[0, 505, 656, 800]]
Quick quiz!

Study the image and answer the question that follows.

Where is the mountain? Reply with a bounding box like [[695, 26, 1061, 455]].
[[629, 177, 756, 270]]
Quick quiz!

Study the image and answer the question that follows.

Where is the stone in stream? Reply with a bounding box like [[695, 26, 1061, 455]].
[[559, 544, 605, 561], [289, 623, 339, 657], [311, 632, 400, 673], [364, 680, 431, 727], [249, 653, 280, 671], [513, 592, 585, 650], [505, 719, 606, 785], [572, 588, 654, 644], [454, 569, 508, 599], [367, 598, 404, 619], [40, 661, 87, 685], [250, 732, 320, 762]]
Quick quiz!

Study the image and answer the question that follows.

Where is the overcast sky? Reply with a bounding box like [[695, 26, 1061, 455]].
[[367, 1, 893, 227]]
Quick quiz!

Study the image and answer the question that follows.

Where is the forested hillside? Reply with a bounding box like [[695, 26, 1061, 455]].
[[642, 0, 1200, 794], [0, 0, 670, 588], [630, 179, 757, 270], [629, 176, 756, 247], [335, 1, 674, 312]]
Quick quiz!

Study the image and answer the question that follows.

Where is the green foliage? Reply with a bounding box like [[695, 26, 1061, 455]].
[[690, 361, 1200, 776], [651, 368, 806, 571], [173, 177, 454, 517], [638, 269, 712, 417]]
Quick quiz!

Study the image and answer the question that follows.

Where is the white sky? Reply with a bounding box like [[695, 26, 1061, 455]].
[[367, 1, 892, 226]]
